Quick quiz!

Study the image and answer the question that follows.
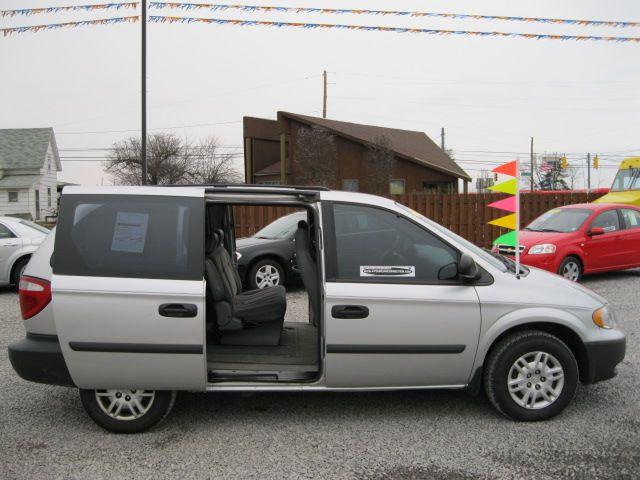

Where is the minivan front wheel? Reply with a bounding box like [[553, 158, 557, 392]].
[[79, 389, 176, 433], [484, 331, 578, 421]]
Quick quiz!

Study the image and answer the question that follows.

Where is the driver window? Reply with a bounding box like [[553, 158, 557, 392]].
[[331, 203, 459, 283], [591, 210, 620, 233]]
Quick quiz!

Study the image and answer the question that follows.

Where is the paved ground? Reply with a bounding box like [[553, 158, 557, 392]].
[[1, 272, 639, 479]]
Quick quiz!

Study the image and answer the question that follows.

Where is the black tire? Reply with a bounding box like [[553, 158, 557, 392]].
[[79, 389, 176, 433], [248, 259, 285, 290], [557, 256, 582, 282], [11, 257, 29, 287], [484, 330, 578, 422]]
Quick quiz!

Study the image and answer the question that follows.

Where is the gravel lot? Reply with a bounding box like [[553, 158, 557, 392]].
[[1, 272, 639, 480]]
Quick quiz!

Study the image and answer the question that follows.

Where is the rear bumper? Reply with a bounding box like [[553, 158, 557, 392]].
[[583, 337, 626, 384], [8, 333, 75, 387]]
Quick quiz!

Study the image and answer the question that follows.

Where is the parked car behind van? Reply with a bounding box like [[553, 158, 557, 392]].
[[0, 216, 48, 286], [8, 185, 625, 433]]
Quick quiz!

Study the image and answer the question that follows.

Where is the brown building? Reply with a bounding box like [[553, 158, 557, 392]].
[[243, 112, 470, 194]]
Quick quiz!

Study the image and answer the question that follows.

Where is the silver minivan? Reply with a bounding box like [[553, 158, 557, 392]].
[[8, 185, 626, 433]]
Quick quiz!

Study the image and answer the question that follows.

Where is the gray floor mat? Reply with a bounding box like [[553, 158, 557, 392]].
[[207, 322, 318, 367]]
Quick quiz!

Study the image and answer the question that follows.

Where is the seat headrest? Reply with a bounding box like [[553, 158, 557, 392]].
[[216, 229, 225, 247], [297, 220, 308, 230], [206, 231, 222, 255]]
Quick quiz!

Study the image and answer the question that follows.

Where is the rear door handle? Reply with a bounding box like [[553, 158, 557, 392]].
[[331, 305, 369, 319], [159, 303, 198, 318]]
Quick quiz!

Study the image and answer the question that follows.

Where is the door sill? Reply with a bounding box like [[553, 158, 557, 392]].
[[207, 369, 317, 383]]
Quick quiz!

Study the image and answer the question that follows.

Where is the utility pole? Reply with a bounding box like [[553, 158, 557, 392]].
[[322, 70, 328, 118], [141, 0, 148, 185], [441, 127, 445, 151], [587, 152, 591, 194], [530, 137, 534, 191]]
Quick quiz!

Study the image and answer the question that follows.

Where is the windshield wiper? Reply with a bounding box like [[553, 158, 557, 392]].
[[483, 248, 515, 272], [537, 228, 560, 233]]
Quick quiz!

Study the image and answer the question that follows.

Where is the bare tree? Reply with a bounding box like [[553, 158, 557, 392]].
[[291, 125, 338, 188], [105, 134, 242, 185], [565, 165, 582, 190], [187, 137, 242, 184], [105, 133, 190, 185], [364, 135, 395, 194]]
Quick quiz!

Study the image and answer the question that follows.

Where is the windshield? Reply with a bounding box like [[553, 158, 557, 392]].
[[611, 167, 640, 192], [19, 220, 50, 234], [394, 202, 507, 272], [525, 208, 591, 233], [254, 212, 306, 239]]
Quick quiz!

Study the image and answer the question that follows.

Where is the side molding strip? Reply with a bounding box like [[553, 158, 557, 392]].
[[326, 344, 466, 354], [69, 342, 203, 354]]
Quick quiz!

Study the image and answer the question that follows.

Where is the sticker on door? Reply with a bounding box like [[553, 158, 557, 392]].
[[360, 266, 415, 277]]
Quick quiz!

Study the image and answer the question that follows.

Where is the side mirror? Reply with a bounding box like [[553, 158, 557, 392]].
[[588, 227, 605, 236], [458, 253, 481, 281]]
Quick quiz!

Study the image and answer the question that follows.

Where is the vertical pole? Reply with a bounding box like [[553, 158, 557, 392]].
[[441, 127, 445, 151], [587, 152, 591, 195], [530, 137, 534, 191], [515, 158, 521, 279], [322, 70, 327, 118], [141, 0, 148, 185]]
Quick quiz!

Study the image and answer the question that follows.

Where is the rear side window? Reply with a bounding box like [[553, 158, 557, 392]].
[[54, 195, 203, 280], [621, 209, 640, 229]]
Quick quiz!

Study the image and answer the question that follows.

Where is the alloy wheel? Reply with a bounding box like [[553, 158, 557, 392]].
[[255, 264, 280, 288], [561, 261, 580, 282], [507, 351, 565, 410], [95, 390, 156, 421]]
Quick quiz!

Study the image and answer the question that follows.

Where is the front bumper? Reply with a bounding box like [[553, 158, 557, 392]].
[[8, 333, 75, 387], [583, 337, 626, 384]]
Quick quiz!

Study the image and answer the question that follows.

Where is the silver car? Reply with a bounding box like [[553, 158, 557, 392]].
[[0, 216, 48, 286], [8, 185, 626, 433]]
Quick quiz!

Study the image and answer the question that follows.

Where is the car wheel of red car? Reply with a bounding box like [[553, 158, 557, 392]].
[[558, 256, 582, 282]]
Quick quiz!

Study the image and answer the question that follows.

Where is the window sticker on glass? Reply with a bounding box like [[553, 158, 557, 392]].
[[111, 212, 149, 253], [360, 266, 416, 277]]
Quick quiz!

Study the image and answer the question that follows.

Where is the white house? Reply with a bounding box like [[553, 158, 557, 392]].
[[0, 128, 61, 221]]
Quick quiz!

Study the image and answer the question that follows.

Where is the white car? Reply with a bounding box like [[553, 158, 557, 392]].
[[0, 216, 48, 286]]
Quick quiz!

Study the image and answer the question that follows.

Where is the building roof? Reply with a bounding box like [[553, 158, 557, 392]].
[[278, 112, 470, 181], [0, 128, 61, 171], [0, 174, 41, 189]]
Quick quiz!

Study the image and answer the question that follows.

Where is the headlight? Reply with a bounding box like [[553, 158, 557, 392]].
[[528, 244, 556, 255], [593, 306, 615, 329]]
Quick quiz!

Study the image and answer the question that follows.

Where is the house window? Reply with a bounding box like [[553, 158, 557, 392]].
[[8, 191, 18, 203], [389, 179, 405, 195], [342, 179, 359, 192], [48, 187, 52, 207], [423, 181, 453, 194]]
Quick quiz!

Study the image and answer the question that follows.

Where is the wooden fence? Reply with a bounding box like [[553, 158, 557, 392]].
[[234, 191, 605, 248]]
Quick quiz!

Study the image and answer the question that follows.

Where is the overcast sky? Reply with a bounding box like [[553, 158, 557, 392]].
[[1, 0, 639, 189]]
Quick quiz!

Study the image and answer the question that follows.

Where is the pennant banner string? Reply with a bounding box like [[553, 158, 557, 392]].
[[1, 3, 138, 17], [2, 16, 139, 37], [148, 16, 640, 43], [148, 3, 640, 29]]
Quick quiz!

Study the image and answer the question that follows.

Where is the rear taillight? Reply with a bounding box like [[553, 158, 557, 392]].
[[19, 276, 51, 320]]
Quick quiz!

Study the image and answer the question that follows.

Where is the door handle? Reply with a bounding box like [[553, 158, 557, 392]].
[[331, 305, 369, 319], [158, 303, 198, 318]]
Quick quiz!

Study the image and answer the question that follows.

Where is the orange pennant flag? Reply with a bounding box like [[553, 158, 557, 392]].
[[492, 160, 517, 177]]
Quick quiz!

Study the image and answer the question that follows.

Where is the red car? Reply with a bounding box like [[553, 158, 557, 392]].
[[493, 203, 640, 282]]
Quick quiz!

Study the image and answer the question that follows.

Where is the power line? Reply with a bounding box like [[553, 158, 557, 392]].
[[149, 16, 640, 43], [148, 3, 640, 29]]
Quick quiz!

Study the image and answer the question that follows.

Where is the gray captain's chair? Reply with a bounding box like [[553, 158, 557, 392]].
[[205, 231, 286, 346], [295, 220, 320, 325]]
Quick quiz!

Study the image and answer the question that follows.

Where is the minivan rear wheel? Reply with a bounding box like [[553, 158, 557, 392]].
[[79, 389, 176, 433], [484, 331, 578, 421]]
